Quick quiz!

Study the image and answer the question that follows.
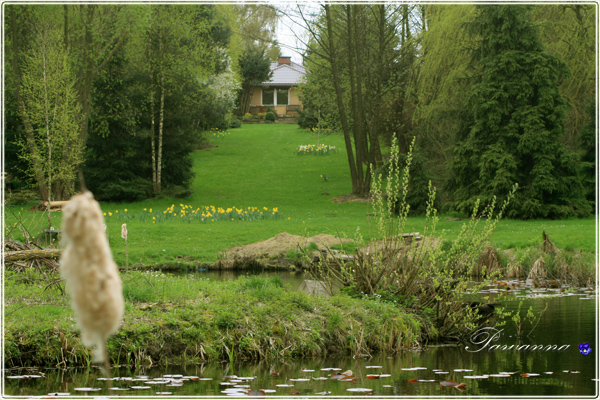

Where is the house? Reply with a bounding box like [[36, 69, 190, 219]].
[[248, 56, 305, 117]]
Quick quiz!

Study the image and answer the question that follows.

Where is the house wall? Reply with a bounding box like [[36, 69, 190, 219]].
[[248, 87, 262, 108], [289, 87, 302, 106], [248, 86, 303, 116]]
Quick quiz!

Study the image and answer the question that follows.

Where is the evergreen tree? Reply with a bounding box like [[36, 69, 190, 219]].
[[449, 5, 591, 219]]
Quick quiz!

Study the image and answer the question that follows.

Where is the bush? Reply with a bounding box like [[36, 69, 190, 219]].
[[297, 110, 318, 129], [6, 189, 40, 205], [229, 119, 242, 128], [242, 113, 253, 122], [265, 112, 276, 122], [257, 112, 266, 120]]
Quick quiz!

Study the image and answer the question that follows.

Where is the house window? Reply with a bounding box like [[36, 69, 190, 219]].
[[277, 88, 289, 106], [262, 88, 274, 105]]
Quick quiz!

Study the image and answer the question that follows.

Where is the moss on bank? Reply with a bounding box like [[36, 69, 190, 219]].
[[5, 273, 421, 368]]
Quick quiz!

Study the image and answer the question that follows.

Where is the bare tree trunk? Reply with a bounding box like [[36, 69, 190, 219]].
[[324, 5, 359, 191], [41, 31, 53, 228], [157, 74, 165, 194]]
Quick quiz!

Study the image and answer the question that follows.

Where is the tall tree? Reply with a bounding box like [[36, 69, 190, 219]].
[[8, 6, 83, 202], [301, 4, 407, 196], [238, 45, 272, 115], [449, 5, 591, 219], [235, 4, 281, 60]]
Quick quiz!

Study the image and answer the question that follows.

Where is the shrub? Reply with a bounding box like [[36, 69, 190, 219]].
[[6, 189, 40, 205], [309, 137, 516, 341], [265, 112, 276, 122], [257, 112, 266, 120], [297, 110, 318, 129], [229, 119, 242, 129]]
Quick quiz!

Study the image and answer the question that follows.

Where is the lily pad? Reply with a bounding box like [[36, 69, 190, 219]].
[[347, 388, 373, 393]]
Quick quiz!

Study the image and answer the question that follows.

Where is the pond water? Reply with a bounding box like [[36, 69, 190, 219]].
[[4, 271, 598, 397]]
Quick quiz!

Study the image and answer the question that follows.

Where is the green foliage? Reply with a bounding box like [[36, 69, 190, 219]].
[[310, 137, 513, 340], [579, 100, 596, 203], [449, 5, 591, 219], [297, 109, 318, 130], [18, 14, 83, 201], [238, 45, 272, 114], [229, 118, 242, 128], [265, 111, 276, 122]]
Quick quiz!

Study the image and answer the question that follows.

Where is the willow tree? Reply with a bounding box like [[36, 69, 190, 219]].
[[410, 5, 477, 184], [533, 4, 596, 149], [300, 4, 407, 196], [449, 5, 591, 219]]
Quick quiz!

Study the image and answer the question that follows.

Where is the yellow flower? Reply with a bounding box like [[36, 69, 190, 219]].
[[108, 212, 112, 216], [153, 217, 156, 220], [144, 208, 147, 211], [149, 208, 152, 213], [103, 213, 106, 216], [115, 210, 118, 213], [153, 221, 156, 224]]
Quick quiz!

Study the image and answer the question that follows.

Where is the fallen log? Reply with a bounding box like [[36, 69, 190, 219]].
[[5, 248, 62, 262]]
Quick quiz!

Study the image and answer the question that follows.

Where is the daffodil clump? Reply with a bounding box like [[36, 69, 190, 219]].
[[210, 127, 230, 140], [103, 209, 134, 222], [296, 144, 338, 155], [131, 204, 283, 224]]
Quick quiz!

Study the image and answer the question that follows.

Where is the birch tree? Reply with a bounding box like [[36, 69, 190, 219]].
[[18, 15, 83, 221]]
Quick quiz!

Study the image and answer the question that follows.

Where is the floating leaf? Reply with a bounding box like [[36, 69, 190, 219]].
[[276, 384, 294, 388], [453, 369, 473, 372], [131, 386, 152, 390], [260, 389, 277, 393], [47, 393, 70, 396], [315, 391, 332, 395], [289, 378, 311, 382], [366, 366, 383, 369], [156, 392, 173, 395], [270, 371, 280, 376], [520, 373, 540, 377], [488, 374, 511, 378], [347, 388, 373, 393], [417, 380, 436, 383], [287, 390, 301, 395], [74, 388, 102, 392], [313, 377, 329, 381], [366, 374, 381, 380], [408, 379, 418, 383], [434, 371, 450, 375], [302, 368, 315, 373]]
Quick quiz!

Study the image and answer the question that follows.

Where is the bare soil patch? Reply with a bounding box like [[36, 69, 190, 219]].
[[330, 194, 370, 204]]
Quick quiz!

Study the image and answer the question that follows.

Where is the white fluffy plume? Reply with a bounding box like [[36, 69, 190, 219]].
[[60, 191, 124, 363]]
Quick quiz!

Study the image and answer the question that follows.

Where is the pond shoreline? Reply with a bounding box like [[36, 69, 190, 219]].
[[4, 274, 423, 369]]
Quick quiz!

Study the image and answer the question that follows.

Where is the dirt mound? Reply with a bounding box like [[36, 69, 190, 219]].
[[224, 232, 352, 259]]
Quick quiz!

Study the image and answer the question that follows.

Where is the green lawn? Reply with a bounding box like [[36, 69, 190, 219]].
[[5, 123, 596, 267]]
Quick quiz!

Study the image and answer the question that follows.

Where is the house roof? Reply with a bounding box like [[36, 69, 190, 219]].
[[261, 61, 306, 86]]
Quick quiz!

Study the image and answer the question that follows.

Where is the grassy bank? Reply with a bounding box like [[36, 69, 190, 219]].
[[4, 124, 596, 269], [5, 272, 421, 368]]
